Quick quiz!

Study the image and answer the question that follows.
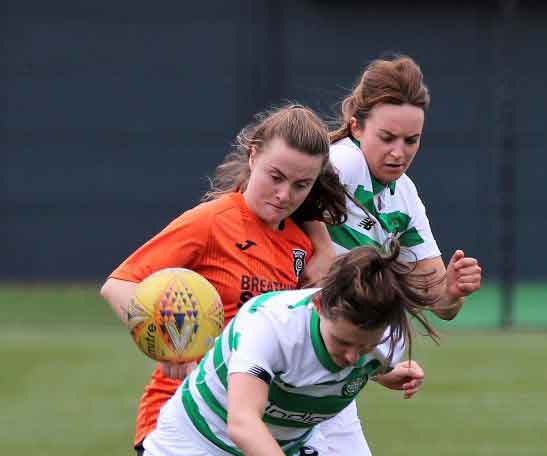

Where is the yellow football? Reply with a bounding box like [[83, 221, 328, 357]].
[[127, 268, 224, 362]]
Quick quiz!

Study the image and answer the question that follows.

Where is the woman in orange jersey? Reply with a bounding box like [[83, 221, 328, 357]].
[[100, 104, 347, 455]]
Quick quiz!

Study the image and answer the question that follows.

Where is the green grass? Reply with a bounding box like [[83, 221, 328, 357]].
[[1, 282, 546, 455], [358, 332, 547, 456], [430, 282, 547, 329], [0, 325, 154, 455]]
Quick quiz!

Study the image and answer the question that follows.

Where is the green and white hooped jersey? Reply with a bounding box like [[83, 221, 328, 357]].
[[328, 137, 441, 262], [181, 288, 401, 456]]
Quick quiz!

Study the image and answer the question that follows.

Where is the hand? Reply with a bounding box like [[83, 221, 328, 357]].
[[446, 250, 482, 300], [159, 360, 197, 380], [299, 245, 336, 288], [375, 360, 425, 399]]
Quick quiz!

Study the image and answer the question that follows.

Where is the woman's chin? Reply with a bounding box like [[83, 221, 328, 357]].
[[260, 214, 284, 230]]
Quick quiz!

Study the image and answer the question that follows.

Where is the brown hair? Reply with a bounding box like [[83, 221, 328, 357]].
[[330, 55, 431, 144], [203, 103, 348, 224], [317, 238, 440, 364]]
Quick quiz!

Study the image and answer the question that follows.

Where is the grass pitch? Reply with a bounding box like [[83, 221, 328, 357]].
[[1, 283, 546, 455]]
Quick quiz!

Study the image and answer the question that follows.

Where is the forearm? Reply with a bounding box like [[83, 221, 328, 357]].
[[374, 369, 403, 389], [373, 360, 425, 399], [302, 221, 332, 247], [413, 256, 463, 321], [300, 221, 336, 286], [432, 291, 464, 320], [228, 417, 284, 456], [99, 278, 137, 326], [419, 250, 481, 321]]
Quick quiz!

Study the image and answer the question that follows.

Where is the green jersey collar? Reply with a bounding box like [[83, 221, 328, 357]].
[[310, 307, 367, 373], [310, 308, 342, 372], [349, 136, 397, 195], [372, 175, 396, 196]]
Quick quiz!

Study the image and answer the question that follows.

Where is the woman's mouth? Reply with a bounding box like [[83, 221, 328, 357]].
[[269, 203, 287, 211]]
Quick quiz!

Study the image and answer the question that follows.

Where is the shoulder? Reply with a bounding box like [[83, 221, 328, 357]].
[[281, 219, 313, 248], [237, 289, 317, 327], [231, 289, 317, 360], [391, 174, 423, 206], [330, 137, 365, 168], [396, 173, 418, 192], [196, 193, 244, 218], [330, 138, 368, 187], [171, 193, 244, 228]]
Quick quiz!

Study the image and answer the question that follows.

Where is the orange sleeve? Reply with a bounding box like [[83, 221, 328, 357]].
[[109, 204, 211, 283]]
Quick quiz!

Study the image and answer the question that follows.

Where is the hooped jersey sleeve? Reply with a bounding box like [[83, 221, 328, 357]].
[[227, 309, 284, 385]]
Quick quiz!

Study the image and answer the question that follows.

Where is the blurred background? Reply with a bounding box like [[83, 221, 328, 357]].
[[2, 0, 546, 455]]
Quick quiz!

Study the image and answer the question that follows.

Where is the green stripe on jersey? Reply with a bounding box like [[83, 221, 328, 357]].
[[399, 227, 425, 248], [228, 316, 239, 351], [328, 224, 382, 251], [268, 381, 354, 414], [182, 385, 242, 455], [262, 414, 317, 428], [288, 295, 314, 310], [310, 309, 343, 373], [195, 352, 228, 423], [213, 335, 228, 388], [183, 379, 314, 453], [354, 185, 414, 234], [328, 185, 425, 251], [354, 185, 425, 243], [247, 291, 285, 314]]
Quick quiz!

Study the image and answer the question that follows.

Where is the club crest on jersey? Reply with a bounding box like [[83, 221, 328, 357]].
[[292, 249, 306, 279], [342, 368, 369, 397]]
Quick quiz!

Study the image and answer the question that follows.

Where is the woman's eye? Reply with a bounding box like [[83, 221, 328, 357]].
[[381, 136, 394, 143], [271, 175, 282, 182], [406, 138, 418, 145]]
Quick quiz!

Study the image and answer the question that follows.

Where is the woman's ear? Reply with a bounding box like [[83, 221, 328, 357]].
[[248, 145, 257, 169], [313, 296, 322, 316], [349, 117, 362, 140]]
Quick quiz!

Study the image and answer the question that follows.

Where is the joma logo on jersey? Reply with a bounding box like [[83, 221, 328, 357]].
[[236, 240, 257, 251], [292, 249, 306, 279], [265, 404, 326, 425], [358, 216, 376, 230]]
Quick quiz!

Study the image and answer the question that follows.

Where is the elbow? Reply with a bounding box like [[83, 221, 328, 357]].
[[435, 309, 456, 321], [99, 279, 111, 300], [227, 414, 251, 448]]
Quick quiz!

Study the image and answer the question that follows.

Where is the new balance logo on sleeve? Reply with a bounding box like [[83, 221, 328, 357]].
[[236, 240, 257, 250], [358, 216, 376, 230]]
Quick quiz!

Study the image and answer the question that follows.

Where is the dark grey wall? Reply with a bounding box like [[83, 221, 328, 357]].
[[3, 1, 547, 280]]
